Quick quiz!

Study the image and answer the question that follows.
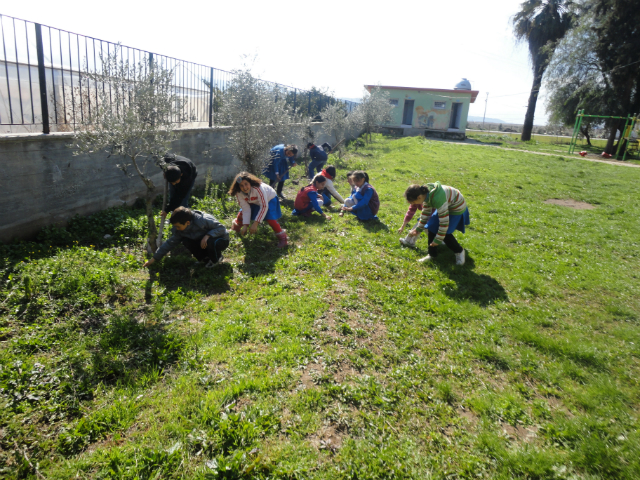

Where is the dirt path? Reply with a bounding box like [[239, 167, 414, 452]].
[[494, 146, 640, 168], [431, 137, 640, 168]]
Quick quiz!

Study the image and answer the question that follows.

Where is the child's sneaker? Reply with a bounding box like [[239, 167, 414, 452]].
[[418, 255, 433, 263], [455, 249, 465, 266], [275, 230, 288, 248], [204, 256, 223, 268]]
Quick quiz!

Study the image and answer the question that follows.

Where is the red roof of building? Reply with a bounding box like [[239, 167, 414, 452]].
[[364, 85, 479, 103]]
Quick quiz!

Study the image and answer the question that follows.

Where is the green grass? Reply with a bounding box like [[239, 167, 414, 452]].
[[1, 134, 640, 479]]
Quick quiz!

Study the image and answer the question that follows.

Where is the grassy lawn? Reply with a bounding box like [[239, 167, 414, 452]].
[[466, 131, 640, 165], [1, 135, 640, 479]]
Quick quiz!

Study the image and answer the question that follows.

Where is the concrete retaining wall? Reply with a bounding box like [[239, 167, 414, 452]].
[[0, 123, 339, 242]]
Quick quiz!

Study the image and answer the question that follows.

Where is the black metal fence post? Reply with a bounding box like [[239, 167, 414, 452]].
[[208, 67, 213, 127], [34, 23, 50, 134], [293, 88, 297, 112]]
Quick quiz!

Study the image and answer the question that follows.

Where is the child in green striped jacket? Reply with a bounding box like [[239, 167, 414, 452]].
[[406, 182, 470, 265]]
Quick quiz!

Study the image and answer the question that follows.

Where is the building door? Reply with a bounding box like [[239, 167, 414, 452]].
[[449, 103, 462, 129], [402, 100, 414, 126]]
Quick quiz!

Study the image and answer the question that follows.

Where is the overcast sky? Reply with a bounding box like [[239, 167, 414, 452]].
[[4, 0, 547, 125]]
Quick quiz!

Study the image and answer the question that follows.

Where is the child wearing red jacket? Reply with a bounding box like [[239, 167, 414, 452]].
[[292, 175, 332, 220]]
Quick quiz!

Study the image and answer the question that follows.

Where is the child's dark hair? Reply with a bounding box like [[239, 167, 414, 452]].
[[346, 171, 354, 179], [228, 171, 262, 196], [285, 144, 298, 155], [165, 165, 181, 183], [352, 170, 369, 183], [170, 206, 194, 225], [302, 174, 327, 191], [324, 165, 336, 178], [404, 184, 429, 202]]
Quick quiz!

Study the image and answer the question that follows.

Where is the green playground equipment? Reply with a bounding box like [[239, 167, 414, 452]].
[[568, 110, 638, 160]]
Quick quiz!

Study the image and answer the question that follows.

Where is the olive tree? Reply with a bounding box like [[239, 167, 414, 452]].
[[355, 86, 392, 143], [72, 49, 186, 253], [216, 69, 307, 175], [321, 102, 348, 148]]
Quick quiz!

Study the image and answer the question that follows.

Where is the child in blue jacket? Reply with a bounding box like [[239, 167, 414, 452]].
[[263, 144, 298, 199], [306, 142, 329, 179], [341, 171, 379, 221]]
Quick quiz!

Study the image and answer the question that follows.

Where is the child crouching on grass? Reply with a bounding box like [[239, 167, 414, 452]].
[[228, 172, 288, 248], [292, 175, 332, 221], [143, 207, 229, 269], [405, 182, 470, 265], [341, 170, 379, 221]]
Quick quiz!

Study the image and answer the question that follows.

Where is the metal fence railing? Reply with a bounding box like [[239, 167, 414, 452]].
[[0, 13, 358, 134]]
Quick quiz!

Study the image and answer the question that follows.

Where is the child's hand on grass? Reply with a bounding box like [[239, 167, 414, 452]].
[[143, 258, 155, 268], [240, 225, 248, 236], [409, 229, 419, 237], [249, 223, 259, 234]]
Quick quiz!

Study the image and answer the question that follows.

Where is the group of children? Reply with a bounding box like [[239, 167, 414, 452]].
[[144, 145, 470, 269]]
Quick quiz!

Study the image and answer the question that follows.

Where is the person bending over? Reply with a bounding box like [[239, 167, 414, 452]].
[[263, 144, 298, 200], [406, 182, 470, 265], [228, 171, 289, 248], [161, 154, 198, 219], [144, 207, 229, 269], [307, 142, 329, 179], [292, 175, 332, 220]]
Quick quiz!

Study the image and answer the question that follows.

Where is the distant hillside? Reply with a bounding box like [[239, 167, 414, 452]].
[[468, 116, 508, 123]]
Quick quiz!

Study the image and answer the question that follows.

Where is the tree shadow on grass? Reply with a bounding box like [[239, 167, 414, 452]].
[[236, 229, 289, 278], [86, 313, 185, 386], [420, 250, 509, 307], [151, 252, 233, 296]]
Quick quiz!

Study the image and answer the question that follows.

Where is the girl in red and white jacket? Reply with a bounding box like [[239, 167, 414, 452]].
[[228, 172, 288, 248]]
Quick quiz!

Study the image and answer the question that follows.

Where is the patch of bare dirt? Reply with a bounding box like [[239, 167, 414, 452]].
[[458, 406, 478, 425], [501, 423, 539, 442], [544, 198, 595, 210], [307, 424, 344, 452], [299, 363, 324, 389]]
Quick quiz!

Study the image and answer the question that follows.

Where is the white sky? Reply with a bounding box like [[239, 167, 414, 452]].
[[4, 0, 547, 125]]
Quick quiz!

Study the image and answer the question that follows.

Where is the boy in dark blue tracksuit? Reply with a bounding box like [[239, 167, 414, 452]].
[[161, 154, 198, 219], [307, 143, 329, 179]]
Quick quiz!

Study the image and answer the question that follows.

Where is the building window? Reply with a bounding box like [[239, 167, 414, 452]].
[[389, 99, 399, 107], [434, 101, 446, 110]]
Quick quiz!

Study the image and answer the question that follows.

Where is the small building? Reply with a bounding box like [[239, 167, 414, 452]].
[[365, 79, 479, 139]]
